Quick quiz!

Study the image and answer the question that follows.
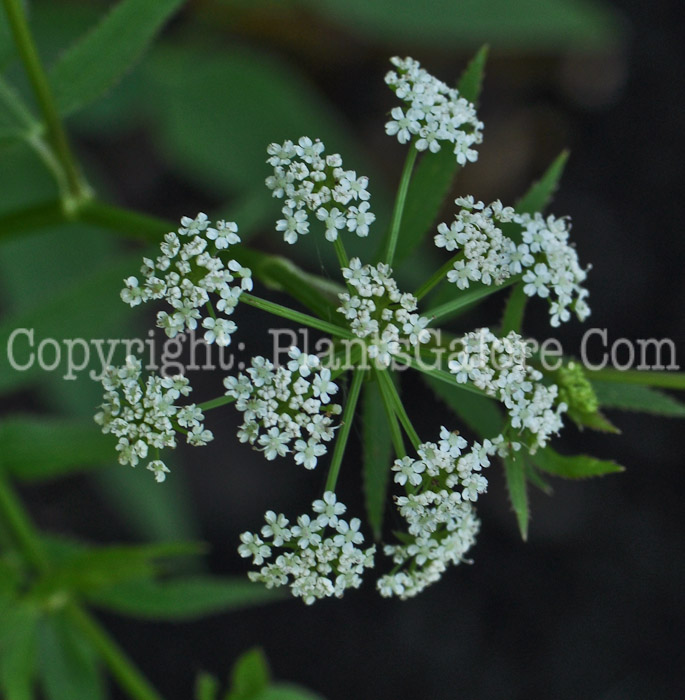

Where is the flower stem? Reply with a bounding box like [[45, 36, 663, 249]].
[[1, 0, 88, 204], [414, 252, 464, 301], [382, 145, 418, 266], [198, 395, 236, 412], [324, 368, 365, 492], [376, 370, 421, 449], [240, 292, 353, 339], [373, 370, 406, 459], [333, 236, 349, 270], [424, 276, 519, 322]]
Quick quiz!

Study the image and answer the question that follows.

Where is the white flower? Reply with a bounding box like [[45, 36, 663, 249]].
[[202, 317, 237, 346]]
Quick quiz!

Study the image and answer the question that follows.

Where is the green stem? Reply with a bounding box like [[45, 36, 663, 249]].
[[376, 370, 421, 449], [333, 236, 349, 270], [66, 604, 164, 700], [373, 370, 406, 459], [414, 252, 464, 301], [500, 283, 528, 334], [1, 0, 87, 203], [382, 145, 418, 266], [407, 355, 491, 399], [197, 395, 236, 412], [78, 199, 170, 243], [324, 368, 365, 492], [240, 292, 353, 339], [425, 276, 519, 323]]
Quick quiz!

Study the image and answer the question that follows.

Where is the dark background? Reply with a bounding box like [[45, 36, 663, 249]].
[[6, 0, 685, 698]]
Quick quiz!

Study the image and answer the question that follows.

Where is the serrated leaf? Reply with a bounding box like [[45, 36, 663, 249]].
[[225, 648, 270, 700], [585, 368, 685, 389], [0, 416, 114, 481], [38, 612, 105, 700], [196, 673, 220, 700], [50, 0, 186, 117], [456, 44, 489, 102], [0, 601, 39, 700], [503, 453, 529, 540], [393, 48, 488, 265], [306, 0, 621, 49], [422, 374, 503, 438], [88, 576, 285, 621], [516, 150, 569, 215], [530, 448, 624, 479], [362, 378, 393, 539], [566, 405, 620, 433], [591, 381, 685, 418]]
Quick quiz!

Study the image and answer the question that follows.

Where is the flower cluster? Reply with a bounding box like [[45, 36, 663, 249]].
[[94, 355, 212, 482], [448, 329, 566, 451], [239, 492, 376, 604], [265, 137, 375, 244], [378, 428, 512, 599], [337, 258, 431, 368], [121, 213, 252, 345], [385, 56, 483, 164], [223, 348, 341, 468], [436, 197, 590, 326]]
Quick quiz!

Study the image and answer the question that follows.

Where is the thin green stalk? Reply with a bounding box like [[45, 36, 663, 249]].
[[382, 145, 419, 266], [425, 276, 519, 322], [0, 473, 49, 574], [333, 236, 349, 270], [324, 368, 365, 492], [197, 395, 236, 412], [240, 292, 353, 339], [376, 370, 421, 449], [1, 0, 87, 203], [373, 370, 406, 459], [407, 355, 491, 399], [414, 252, 464, 301], [66, 604, 164, 700]]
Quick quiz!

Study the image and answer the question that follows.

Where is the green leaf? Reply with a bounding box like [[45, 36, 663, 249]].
[[144, 44, 371, 196], [516, 150, 569, 215], [566, 405, 620, 433], [422, 374, 503, 438], [0, 416, 114, 481], [530, 447, 624, 479], [456, 44, 490, 102], [38, 612, 105, 700], [0, 601, 39, 700], [256, 686, 325, 700], [225, 648, 270, 700], [88, 576, 285, 621], [306, 0, 622, 49], [196, 673, 221, 700], [503, 452, 529, 540], [362, 378, 393, 539], [500, 283, 528, 334], [38, 541, 204, 597], [591, 381, 685, 417], [393, 47, 488, 265], [49, 0, 186, 117]]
